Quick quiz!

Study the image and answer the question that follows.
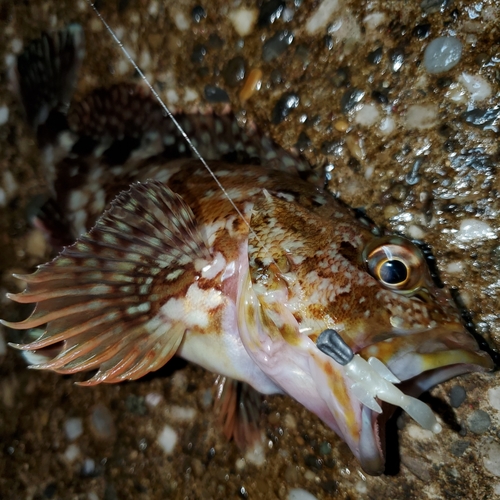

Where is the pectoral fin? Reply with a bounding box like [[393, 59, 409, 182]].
[[3, 180, 210, 385]]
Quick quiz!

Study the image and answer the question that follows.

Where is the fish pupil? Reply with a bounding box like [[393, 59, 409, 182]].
[[379, 259, 408, 285]]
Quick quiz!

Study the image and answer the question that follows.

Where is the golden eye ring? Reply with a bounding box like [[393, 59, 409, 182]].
[[363, 236, 426, 293]]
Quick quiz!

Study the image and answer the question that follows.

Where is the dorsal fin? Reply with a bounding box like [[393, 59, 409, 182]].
[[3, 180, 210, 385]]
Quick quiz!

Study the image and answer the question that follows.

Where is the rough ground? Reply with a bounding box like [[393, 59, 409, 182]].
[[0, 0, 499, 499]]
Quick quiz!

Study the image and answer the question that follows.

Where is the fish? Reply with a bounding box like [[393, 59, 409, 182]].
[[1, 23, 494, 475]]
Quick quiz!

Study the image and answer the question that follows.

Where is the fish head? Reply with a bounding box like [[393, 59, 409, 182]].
[[239, 190, 493, 474]]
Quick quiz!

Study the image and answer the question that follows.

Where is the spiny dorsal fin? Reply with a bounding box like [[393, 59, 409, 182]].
[[3, 180, 210, 385]]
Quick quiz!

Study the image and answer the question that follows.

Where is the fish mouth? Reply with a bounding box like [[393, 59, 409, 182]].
[[357, 337, 494, 475]]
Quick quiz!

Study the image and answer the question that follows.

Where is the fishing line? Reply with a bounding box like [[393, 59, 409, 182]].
[[86, 1, 275, 261]]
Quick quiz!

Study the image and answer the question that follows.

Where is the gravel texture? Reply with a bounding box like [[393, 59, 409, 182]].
[[1, 0, 500, 499]]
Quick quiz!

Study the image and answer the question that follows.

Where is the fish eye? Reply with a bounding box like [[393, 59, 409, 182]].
[[363, 237, 425, 293]]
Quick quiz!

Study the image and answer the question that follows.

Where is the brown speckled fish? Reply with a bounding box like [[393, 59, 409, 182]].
[[2, 25, 494, 475]]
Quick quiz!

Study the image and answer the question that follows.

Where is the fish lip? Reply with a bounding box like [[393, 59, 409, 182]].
[[357, 332, 494, 475]]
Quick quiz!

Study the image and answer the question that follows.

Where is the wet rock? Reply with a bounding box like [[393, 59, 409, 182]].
[[190, 44, 207, 63], [262, 30, 294, 62], [272, 93, 299, 124], [449, 385, 466, 407], [389, 48, 405, 71], [420, 0, 452, 14], [324, 35, 334, 50], [413, 23, 431, 39], [450, 149, 494, 173], [467, 410, 491, 434], [367, 47, 383, 65], [450, 440, 470, 457], [340, 89, 364, 114], [371, 90, 389, 104], [461, 106, 500, 132], [406, 157, 424, 185], [295, 131, 311, 152], [258, 0, 285, 26], [204, 85, 230, 103], [423, 37, 463, 74], [191, 5, 207, 23], [222, 56, 246, 87]]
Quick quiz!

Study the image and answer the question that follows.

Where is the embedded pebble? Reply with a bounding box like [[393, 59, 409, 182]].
[[354, 103, 380, 126], [450, 440, 470, 457], [340, 88, 364, 114], [168, 405, 196, 422], [288, 488, 318, 500], [461, 106, 500, 132], [420, 0, 450, 14], [389, 48, 405, 72], [413, 23, 431, 40], [90, 404, 115, 440], [272, 93, 299, 124], [467, 410, 491, 434], [449, 385, 466, 408], [173, 11, 190, 31], [191, 5, 206, 23], [204, 85, 230, 103], [458, 73, 492, 102], [455, 219, 496, 242], [262, 30, 294, 62], [222, 56, 246, 87], [0, 105, 9, 125], [367, 47, 383, 65], [240, 68, 262, 102], [157, 424, 178, 454], [228, 8, 258, 37], [305, 0, 341, 35], [404, 104, 438, 129], [483, 440, 500, 477], [81, 458, 96, 477], [145, 392, 163, 408], [258, 0, 285, 26], [63, 444, 81, 463], [64, 417, 83, 441], [244, 438, 266, 466], [487, 387, 500, 412], [423, 37, 463, 74]]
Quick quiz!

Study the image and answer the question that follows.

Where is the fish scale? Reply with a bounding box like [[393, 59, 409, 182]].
[[1, 20, 494, 476]]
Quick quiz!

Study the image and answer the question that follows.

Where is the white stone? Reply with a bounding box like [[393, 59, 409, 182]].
[[168, 405, 196, 422], [404, 104, 438, 129], [488, 387, 500, 412], [354, 103, 380, 126], [63, 444, 81, 463], [458, 73, 492, 102], [145, 392, 163, 407], [408, 225, 426, 239], [228, 8, 258, 37], [305, 0, 340, 35], [288, 489, 318, 500], [157, 424, 178, 454], [244, 436, 266, 466], [173, 11, 189, 31], [363, 12, 386, 31], [379, 116, 395, 135], [445, 261, 464, 274], [456, 219, 496, 242], [483, 440, 500, 477], [64, 417, 83, 441]]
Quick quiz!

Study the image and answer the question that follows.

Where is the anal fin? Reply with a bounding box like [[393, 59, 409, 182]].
[[2, 180, 210, 385]]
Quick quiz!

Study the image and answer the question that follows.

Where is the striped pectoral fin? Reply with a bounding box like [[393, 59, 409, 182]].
[[2, 180, 210, 385]]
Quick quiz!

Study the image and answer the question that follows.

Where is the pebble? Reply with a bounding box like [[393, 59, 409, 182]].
[[340, 88, 364, 114], [145, 392, 163, 408], [420, 0, 451, 15], [64, 444, 81, 463], [240, 68, 262, 102], [305, 0, 342, 35], [0, 105, 9, 125], [228, 8, 258, 37], [168, 405, 196, 422], [244, 437, 266, 466], [423, 37, 463, 74], [64, 417, 83, 441], [288, 488, 318, 500], [190, 44, 206, 64], [222, 56, 246, 87], [354, 103, 380, 126], [258, 0, 285, 26], [461, 106, 500, 132], [90, 404, 115, 440], [450, 440, 470, 457], [413, 23, 431, 40], [126, 394, 147, 415], [483, 440, 500, 477], [467, 410, 491, 434], [81, 458, 96, 477], [449, 385, 466, 407], [458, 73, 492, 102], [204, 85, 230, 103], [157, 424, 178, 454], [262, 30, 294, 62], [487, 386, 500, 412], [191, 5, 207, 23], [404, 104, 438, 129], [455, 219, 496, 242], [367, 47, 383, 65], [389, 48, 405, 71], [272, 93, 300, 124]]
